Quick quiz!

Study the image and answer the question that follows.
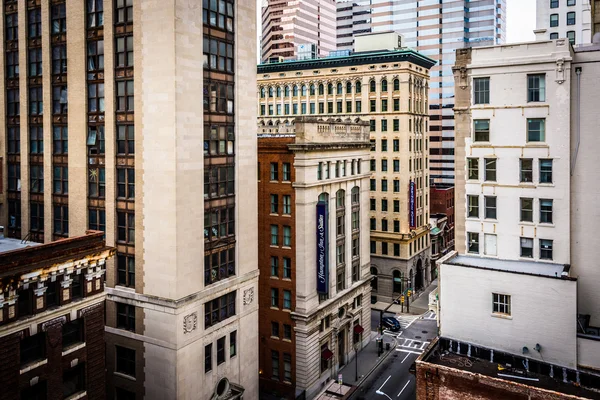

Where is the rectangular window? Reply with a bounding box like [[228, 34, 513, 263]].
[[6, 50, 18, 79], [381, 180, 388, 192], [381, 199, 388, 212], [283, 353, 292, 382], [484, 233, 497, 256], [567, 11, 575, 25], [527, 74, 546, 102], [393, 98, 400, 111], [117, 253, 135, 287], [550, 13, 559, 27], [527, 118, 545, 142], [381, 159, 388, 172], [540, 159, 553, 183], [271, 288, 279, 308], [29, 126, 43, 154], [28, 8, 42, 38], [272, 351, 280, 380], [62, 320, 84, 350], [271, 321, 279, 337], [302, 103, 308, 114], [116, 35, 134, 68], [381, 242, 388, 255], [87, 40, 104, 72], [473, 77, 490, 104], [20, 333, 46, 366], [336, 101, 342, 113], [468, 158, 479, 180], [370, 179, 376, 191], [492, 293, 511, 315], [540, 199, 553, 223], [88, 83, 105, 113], [270, 194, 278, 214], [484, 158, 496, 182], [520, 198, 533, 222], [116, 80, 134, 112], [270, 256, 279, 277], [270, 163, 278, 181], [393, 180, 399, 193], [310, 103, 315, 114], [381, 99, 388, 112], [87, 0, 104, 28], [540, 239, 553, 260], [284, 325, 292, 340], [468, 232, 479, 253], [381, 139, 388, 151], [336, 244, 345, 265], [270, 225, 278, 245], [116, 346, 136, 377], [283, 226, 291, 246], [52, 85, 68, 114], [327, 102, 332, 113], [381, 120, 388, 132], [230, 331, 237, 357], [117, 303, 136, 332], [30, 202, 44, 232], [394, 200, 400, 213], [520, 159, 533, 183], [117, 168, 135, 199], [53, 205, 68, 236], [393, 160, 399, 172], [88, 208, 106, 233], [117, 125, 135, 155], [283, 163, 291, 181], [567, 0, 576, 5], [283, 195, 291, 215], [116, 0, 134, 24], [28, 164, 43, 194], [117, 211, 135, 244], [550, 0, 559, 7], [356, 101, 362, 112], [7, 88, 19, 116], [217, 337, 226, 365], [29, 86, 43, 115], [370, 100, 376, 112], [346, 101, 352, 113], [205, 344, 212, 373], [394, 243, 400, 256], [318, 103, 324, 114], [567, 31, 576, 45], [468, 195, 479, 218], [283, 257, 291, 279], [520, 237, 533, 258], [204, 291, 236, 328], [474, 120, 490, 142], [283, 290, 291, 309], [63, 363, 85, 399]]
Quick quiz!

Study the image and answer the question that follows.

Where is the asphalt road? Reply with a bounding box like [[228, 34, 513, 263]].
[[354, 312, 438, 400]]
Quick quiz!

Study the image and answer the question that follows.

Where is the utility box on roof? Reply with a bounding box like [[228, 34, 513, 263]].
[[354, 32, 404, 52]]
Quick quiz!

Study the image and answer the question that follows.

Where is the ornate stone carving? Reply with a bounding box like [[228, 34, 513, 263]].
[[42, 315, 67, 332], [79, 302, 102, 317], [243, 287, 254, 306], [555, 58, 566, 84], [183, 312, 198, 334]]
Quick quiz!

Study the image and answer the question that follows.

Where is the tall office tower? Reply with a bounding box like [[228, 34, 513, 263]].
[[257, 33, 435, 305], [333, 0, 506, 185], [260, 0, 337, 62], [0, 1, 258, 399], [336, 1, 372, 52], [535, 0, 592, 45]]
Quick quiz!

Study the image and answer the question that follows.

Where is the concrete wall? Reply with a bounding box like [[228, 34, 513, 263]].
[[440, 262, 578, 368], [536, 0, 592, 44]]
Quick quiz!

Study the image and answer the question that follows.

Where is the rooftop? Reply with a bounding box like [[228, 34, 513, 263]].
[[420, 337, 600, 399], [0, 236, 39, 254], [447, 254, 571, 280]]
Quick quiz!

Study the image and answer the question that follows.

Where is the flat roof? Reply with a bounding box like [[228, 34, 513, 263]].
[[0, 237, 39, 254], [447, 255, 569, 279]]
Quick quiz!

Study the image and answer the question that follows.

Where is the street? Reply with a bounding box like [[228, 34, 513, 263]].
[[353, 310, 438, 400]]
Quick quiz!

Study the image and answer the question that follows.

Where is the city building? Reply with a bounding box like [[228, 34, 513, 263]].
[[0, 231, 114, 400], [429, 184, 454, 265], [257, 117, 372, 400], [257, 33, 436, 305], [0, 1, 259, 399], [260, 0, 336, 62], [535, 0, 592, 45], [331, 0, 507, 184]]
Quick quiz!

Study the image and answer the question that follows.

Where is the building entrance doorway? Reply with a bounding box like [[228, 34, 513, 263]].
[[415, 259, 423, 290], [337, 330, 346, 367]]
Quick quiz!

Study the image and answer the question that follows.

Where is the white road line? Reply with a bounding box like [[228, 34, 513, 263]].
[[397, 380, 411, 397], [401, 352, 411, 363], [395, 348, 422, 355], [378, 375, 391, 392]]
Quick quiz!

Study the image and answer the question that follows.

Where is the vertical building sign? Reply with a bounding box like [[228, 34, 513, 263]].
[[316, 201, 329, 294], [409, 181, 416, 228]]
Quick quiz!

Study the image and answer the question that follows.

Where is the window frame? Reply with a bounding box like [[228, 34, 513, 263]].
[[492, 293, 511, 315]]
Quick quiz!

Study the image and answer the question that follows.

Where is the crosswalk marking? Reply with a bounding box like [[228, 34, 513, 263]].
[[396, 314, 420, 329], [422, 311, 437, 320], [395, 337, 430, 355]]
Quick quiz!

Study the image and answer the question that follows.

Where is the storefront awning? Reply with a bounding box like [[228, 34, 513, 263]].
[[321, 348, 334, 360], [353, 324, 364, 334]]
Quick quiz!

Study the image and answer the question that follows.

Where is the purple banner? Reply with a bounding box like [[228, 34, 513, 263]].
[[409, 181, 416, 228], [316, 201, 329, 294]]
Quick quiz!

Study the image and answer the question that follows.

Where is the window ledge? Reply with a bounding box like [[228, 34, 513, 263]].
[[283, 338, 292, 343], [270, 336, 280, 340], [491, 313, 512, 320], [270, 307, 279, 311], [538, 183, 554, 187], [270, 276, 279, 280], [269, 213, 279, 217], [270, 245, 279, 249], [282, 278, 292, 281], [62, 342, 86, 356], [114, 371, 136, 382], [519, 222, 535, 226], [538, 223, 555, 227], [282, 246, 292, 250], [65, 391, 87, 400], [20, 358, 48, 375]]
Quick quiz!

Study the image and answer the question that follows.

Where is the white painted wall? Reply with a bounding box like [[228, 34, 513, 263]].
[[440, 262, 578, 368], [535, 0, 592, 44]]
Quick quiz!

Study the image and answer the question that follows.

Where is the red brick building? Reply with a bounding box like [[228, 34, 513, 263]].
[[0, 231, 114, 400]]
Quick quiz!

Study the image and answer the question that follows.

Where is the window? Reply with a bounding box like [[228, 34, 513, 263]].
[[88, 83, 105, 113], [283, 226, 291, 246], [492, 293, 511, 315], [356, 81, 362, 93], [7, 88, 19, 116], [369, 80, 376, 92], [382, 139, 388, 151], [468, 195, 479, 218], [540, 239, 553, 260], [567, 0, 576, 4], [270, 163, 278, 181], [117, 303, 136, 332], [270, 256, 279, 277], [205, 344, 212, 373], [550, 14, 559, 27], [327, 83, 333, 95], [528, 74, 545, 102], [567, 31, 576, 45], [272, 351, 280, 380], [484, 158, 496, 182], [336, 243, 345, 265], [381, 99, 388, 112], [283, 257, 291, 279], [336, 101, 342, 113], [87, 40, 104, 72], [520, 198, 533, 222], [393, 98, 400, 111], [6, 50, 18, 79], [30, 126, 44, 154], [204, 206, 234, 241], [550, 32, 559, 39], [271, 321, 279, 337], [203, 0, 234, 31], [540, 159, 553, 183], [61, 320, 83, 351], [567, 11, 575, 25], [5, 13, 18, 42], [468, 232, 479, 253], [116, 0, 133, 24], [346, 101, 352, 113], [381, 219, 388, 231], [318, 162, 323, 180], [370, 100, 376, 112], [53, 85, 68, 115], [393, 78, 400, 91], [550, 0, 559, 7], [381, 119, 388, 132], [283, 324, 292, 340], [393, 119, 399, 132], [381, 159, 388, 172], [283, 290, 292, 310], [88, 208, 106, 233], [53, 205, 68, 236], [30, 202, 44, 232], [116, 346, 136, 377], [474, 120, 490, 142], [283, 353, 292, 382], [540, 199, 553, 223], [356, 101, 362, 112], [51, 4, 66, 34], [117, 168, 135, 199], [204, 291, 236, 327], [370, 120, 375, 132], [381, 242, 388, 255], [370, 179, 376, 191], [117, 211, 135, 243], [393, 160, 399, 172], [117, 253, 135, 287], [283, 163, 291, 181], [468, 158, 479, 180], [28, 8, 42, 38], [87, 0, 104, 28], [63, 363, 85, 399], [116, 80, 134, 112], [484, 234, 497, 256], [381, 79, 388, 92], [520, 159, 533, 182], [473, 77, 490, 104], [88, 167, 106, 198], [394, 201, 400, 213], [71, 274, 83, 300], [217, 337, 226, 365], [20, 333, 46, 366], [381, 180, 388, 192], [29, 87, 43, 117], [520, 237, 533, 258], [370, 218, 376, 230], [271, 288, 279, 307], [381, 199, 388, 211], [527, 118, 545, 142], [230, 331, 237, 357], [270, 194, 278, 214], [283, 195, 291, 215], [116, 36, 135, 69]]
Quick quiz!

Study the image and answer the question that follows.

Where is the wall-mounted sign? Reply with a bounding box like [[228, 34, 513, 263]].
[[409, 181, 416, 229], [316, 201, 329, 294]]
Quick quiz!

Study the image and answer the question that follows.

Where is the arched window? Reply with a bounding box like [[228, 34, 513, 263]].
[[293, 85, 298, 96], [336, 189, 345, 208], [351, 186, 359, 204], [370, 267, 378, 291], [301, 84, 307, 96], [393, 78, 400, 91], [381, 79, 388, 92], [346, 81, 352, 94], [284, 86, 290, 97], [337, 82, 342, 95], [276, 86, 281, 97], [260, 87, 265, 98], [356, 81, 362, 93], [318, 192, 329, 203], [327, 83, 333, 95], [393, 270, 402, 294], [318, 83, 324, 95], [268, 87, 273, 97], [310, 84, 315, 95], [369, 80, 376, 93]]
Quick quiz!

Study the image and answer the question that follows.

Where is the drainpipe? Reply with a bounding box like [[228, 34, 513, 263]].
[[571, 67, 582, 176]]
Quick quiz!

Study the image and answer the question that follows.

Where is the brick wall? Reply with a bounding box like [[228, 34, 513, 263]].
[[0, 332, 20, 400], [85, 302, 106, 400]]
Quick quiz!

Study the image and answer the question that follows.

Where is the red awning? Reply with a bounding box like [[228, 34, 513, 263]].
[[353, 324, 365, 334], [321, 348, 334, 360]]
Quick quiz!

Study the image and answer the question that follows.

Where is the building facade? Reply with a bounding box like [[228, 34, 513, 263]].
[[257, 118, 372, 400], [535, 0, 592, 45], [260, 0, 336, 62], [257, 38, 435, 305], [0, 231, 114, 400], [0, 1, 259, 399], [335, 1, 372, 52]]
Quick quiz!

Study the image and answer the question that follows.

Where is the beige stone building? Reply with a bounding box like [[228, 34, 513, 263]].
[[257, 34, 436, 304], [0, 1, 258, 399]]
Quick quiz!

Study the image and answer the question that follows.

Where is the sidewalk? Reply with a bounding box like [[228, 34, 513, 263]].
[[371, 279, 438, 316], [338, 331, 397, 386]]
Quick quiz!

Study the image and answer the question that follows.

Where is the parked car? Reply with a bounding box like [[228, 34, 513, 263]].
[[382, 316, 401, 332]]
